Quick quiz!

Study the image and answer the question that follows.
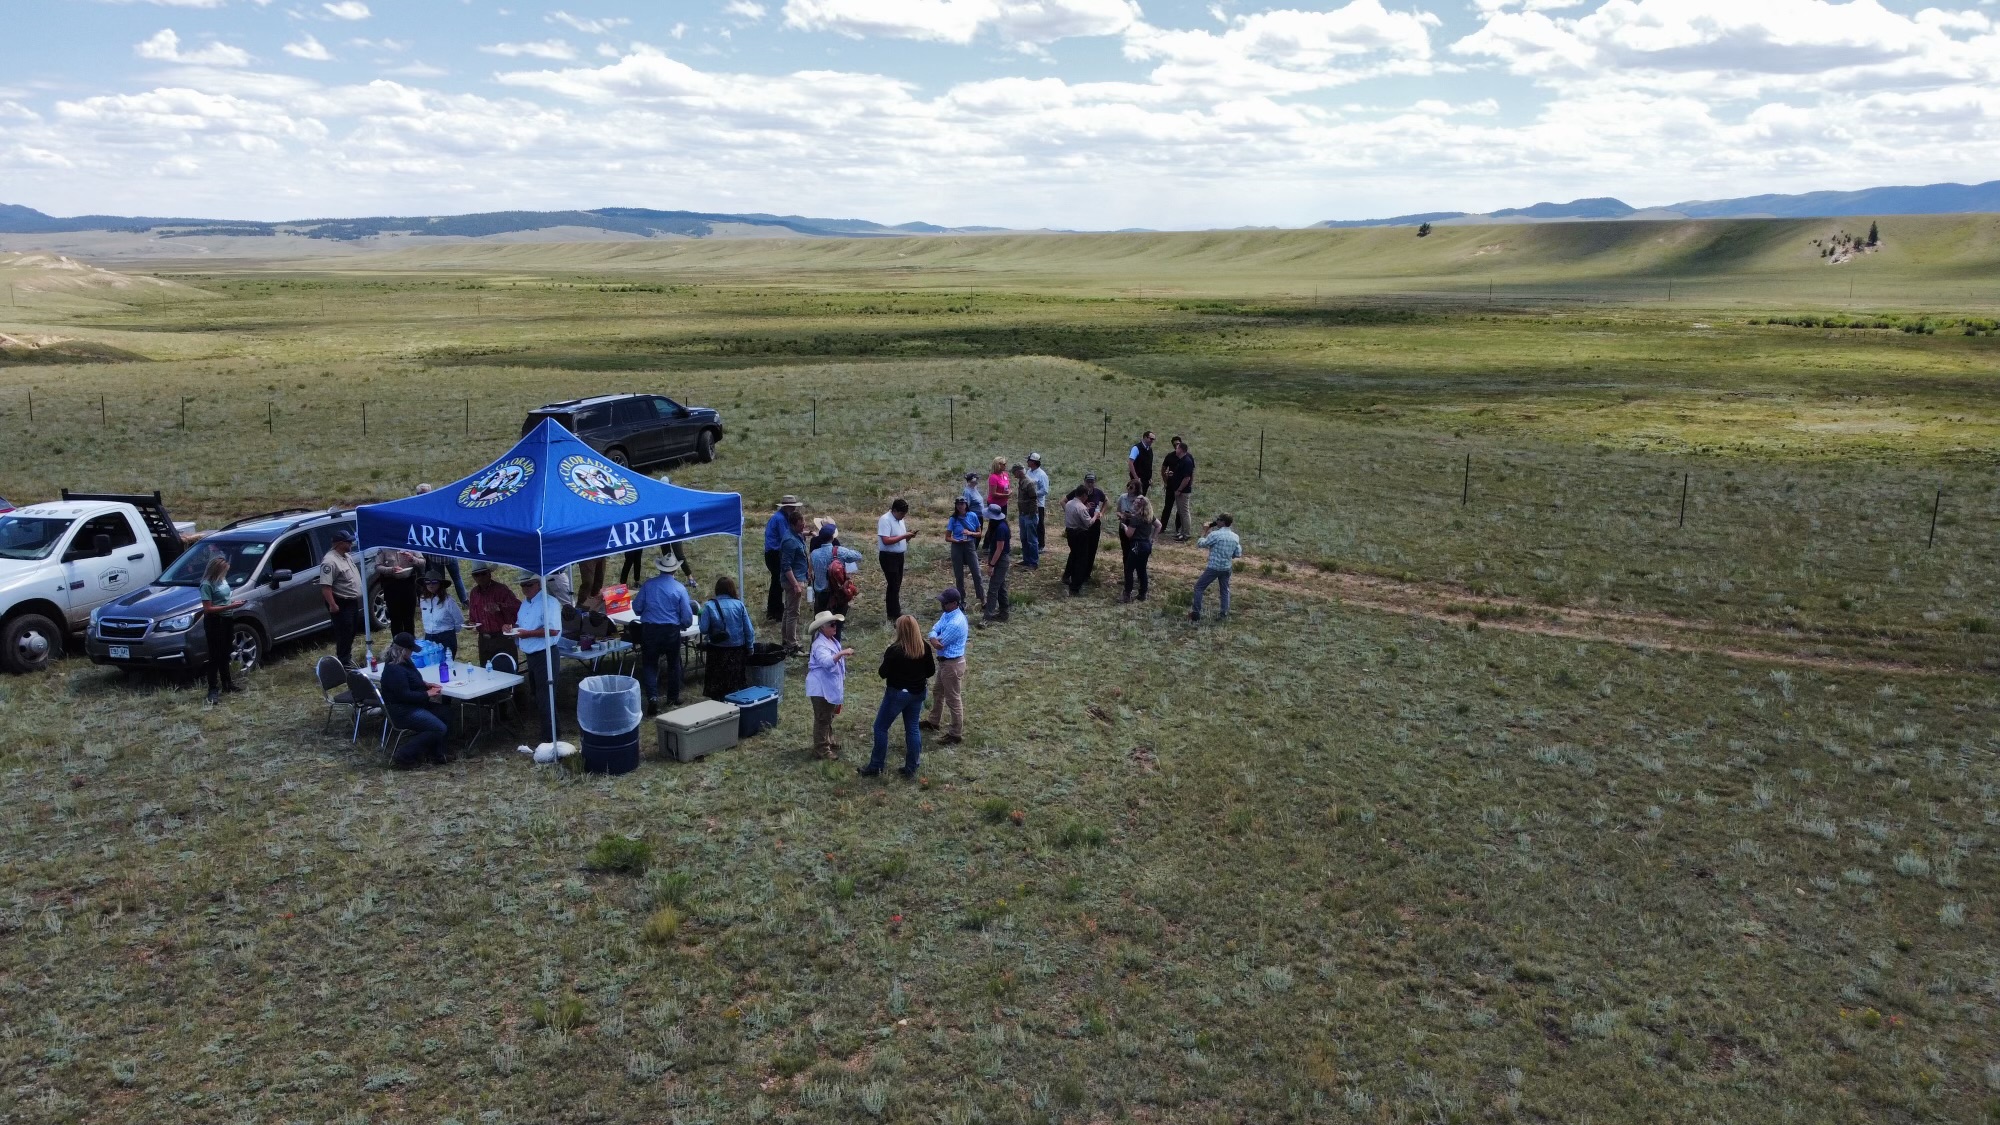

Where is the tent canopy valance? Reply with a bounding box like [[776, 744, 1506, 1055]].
[[354, 418, 744, 575]]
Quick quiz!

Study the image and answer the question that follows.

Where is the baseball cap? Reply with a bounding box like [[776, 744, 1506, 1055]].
[[331, 529, 355, 543], [938, 587, 961, 605], [1027, 452, 1042, 463], [391, 631, 417, 650], [1084, 471, 1097, 482]]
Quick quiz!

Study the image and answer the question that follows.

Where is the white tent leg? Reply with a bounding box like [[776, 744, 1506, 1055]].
[[359, 563, 373, 665], [735, 534, 743, 598], [545, 639, 558, 747]]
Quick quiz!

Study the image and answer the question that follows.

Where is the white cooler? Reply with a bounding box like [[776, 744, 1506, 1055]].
[[657, 700, 740, 762]]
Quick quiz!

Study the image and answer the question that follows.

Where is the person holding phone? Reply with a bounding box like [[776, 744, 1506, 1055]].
[[945, 496, 985, 608], [1190, 512, 1243, 622], [199, 554, 244, 705]]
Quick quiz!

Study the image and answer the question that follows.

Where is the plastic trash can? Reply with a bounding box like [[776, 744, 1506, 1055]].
[[577, 674, 643, 775], [746, 643, 787, 695]]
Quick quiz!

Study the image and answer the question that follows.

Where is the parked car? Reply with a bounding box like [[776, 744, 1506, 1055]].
[[523, 393, 723, 468], [86, 508, 384, 675], [0, 490, 189, 674], [0, 497, 14, 514]]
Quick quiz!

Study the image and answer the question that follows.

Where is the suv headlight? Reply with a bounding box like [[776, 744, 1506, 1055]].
[[159, 611, 198, 633]]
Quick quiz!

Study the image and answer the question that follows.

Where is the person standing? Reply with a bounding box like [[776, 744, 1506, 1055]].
[[876, 499, 914, 625], [1115, 478, 1141, 583], [945, 497, 985, 608], [1190, 512, 1244, 623], [920, 588, 968, 746], [1025, 453, 1050, 555], [805, 610, 852, 760], [1121, 494, 1157, 603], [545, 566, 576, 608], [986, 455, 1011, 510], [1159, 436, 1195, 541], [960, 472, 983, 512], [379, 632, 450, 768], [419, 575, 463, 658], [467, 563, 520, 667], [810, 521, 864, 618], [1061, 473, 1106, 596], [199, 554, 242, 705], [859, 615, 935, 780], [635, 555, 694, 711], [981, 502, 1011, 625], [1011, 463, 1039, 570], [375, 547, 421, 639], [514, 574, 560, 745], [319, 529, 365, 667], [763, 495, 798, 622], [699, 575, 755, 700], [779, 509, 810, 654], [413, 485, 468, 601], [1128, 431, 1156, 495]]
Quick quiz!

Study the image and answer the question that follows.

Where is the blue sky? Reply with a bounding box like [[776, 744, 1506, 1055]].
[[4, 0, 1997, 228]]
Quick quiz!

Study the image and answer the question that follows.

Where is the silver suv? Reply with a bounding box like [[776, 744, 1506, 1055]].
[[85, 508, 382, 674]]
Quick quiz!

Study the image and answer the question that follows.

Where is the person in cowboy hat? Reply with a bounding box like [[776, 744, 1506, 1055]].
[[763, 494, 801, 622], [419, 572, 463, 659], [1024, 452, 1050, 557], [805, 609, 853, 760], [513, 573, 560, 745], [635, 553, 695, 711], [467, 562, 519, 667]]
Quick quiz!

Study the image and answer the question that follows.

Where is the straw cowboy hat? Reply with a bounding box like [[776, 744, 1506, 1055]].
[[809, 610, 844, 632], [653, 554, 684, 573]]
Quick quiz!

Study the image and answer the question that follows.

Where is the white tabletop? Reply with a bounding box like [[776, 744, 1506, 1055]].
[[606, 608, 703, 641], [364, 660, 523, 701], [557, 638, 634, 662]]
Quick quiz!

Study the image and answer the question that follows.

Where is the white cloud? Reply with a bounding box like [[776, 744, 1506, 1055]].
[[285, 35, 334, 61], [323, 1, 371, 20], [351, 38, 411, 51], [134, 28, 253, 67], [386, 61, 450, 77], [1123, 2, 1441, 94], [94, 0, 227, 7], [549, 10, 631, 34], [724, 0, 768, 18], [481, 39, 580, 59], [782, 0, 1140, 45]]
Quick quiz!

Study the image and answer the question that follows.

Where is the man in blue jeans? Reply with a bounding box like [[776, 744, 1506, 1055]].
[[635, 555, 694, 710], [1190, 512, 1242, 622]]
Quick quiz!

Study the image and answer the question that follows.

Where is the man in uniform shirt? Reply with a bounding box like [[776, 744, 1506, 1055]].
[[318, 528, 365, 666], [1024, 452, 1050, 557], [1159, 436, 1196, 541]]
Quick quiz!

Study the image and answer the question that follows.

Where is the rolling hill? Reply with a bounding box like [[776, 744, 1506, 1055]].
[[302, 213, 2000, 304], [1318, 180, 2000, 228]]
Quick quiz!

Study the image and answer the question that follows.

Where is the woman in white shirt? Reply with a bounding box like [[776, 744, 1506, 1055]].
[[419, 575, 464, 658]]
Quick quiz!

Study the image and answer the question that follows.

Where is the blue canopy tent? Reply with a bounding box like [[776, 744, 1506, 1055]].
[[354, 418, 744, 743]]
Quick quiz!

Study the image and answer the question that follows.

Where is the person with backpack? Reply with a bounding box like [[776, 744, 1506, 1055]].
[[809, 521, 863, 636]]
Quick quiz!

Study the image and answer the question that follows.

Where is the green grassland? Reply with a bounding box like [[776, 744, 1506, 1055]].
[[0, 224, 1998, 1123]]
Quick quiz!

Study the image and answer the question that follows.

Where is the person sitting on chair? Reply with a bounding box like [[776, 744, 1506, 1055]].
[[379, 631, 450, 769]]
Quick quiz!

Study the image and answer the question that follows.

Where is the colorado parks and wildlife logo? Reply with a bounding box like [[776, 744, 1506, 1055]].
[[457, 457, 535, 508], [559, 455, 639, 506]]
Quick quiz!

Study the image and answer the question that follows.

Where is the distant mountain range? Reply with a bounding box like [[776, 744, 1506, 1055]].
[[1315, 180, 2000, 228], [0, 204, 1006, 241]]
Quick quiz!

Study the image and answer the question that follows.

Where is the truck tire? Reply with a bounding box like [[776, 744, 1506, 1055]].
[[229, 621, 266, 673], [2, 612, 64, 674], [606, 447, 631, 467], [696, 429, 716, 463]]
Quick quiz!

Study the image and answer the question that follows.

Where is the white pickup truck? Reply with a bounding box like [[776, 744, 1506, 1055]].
[[0, 490, 190, 673]]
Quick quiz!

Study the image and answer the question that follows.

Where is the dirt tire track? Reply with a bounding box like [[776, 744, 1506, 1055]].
[[814, 509, 1987, 677]]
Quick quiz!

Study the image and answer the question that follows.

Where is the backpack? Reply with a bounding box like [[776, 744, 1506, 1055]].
[[827, 556, 858, 601]]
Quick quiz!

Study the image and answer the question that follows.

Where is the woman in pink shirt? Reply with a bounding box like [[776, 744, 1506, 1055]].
[[985, 455, 1011, 509]]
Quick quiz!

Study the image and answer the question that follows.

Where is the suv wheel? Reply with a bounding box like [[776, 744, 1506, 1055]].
[[1, 612, 63, 674], [695, 430, 716, 463], [229, 621, 266, 673], [370, 595, 390, 631], [606, 447, 631, 468]]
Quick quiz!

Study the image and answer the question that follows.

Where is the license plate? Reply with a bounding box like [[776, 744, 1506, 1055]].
[[108, 645, 131, 660]]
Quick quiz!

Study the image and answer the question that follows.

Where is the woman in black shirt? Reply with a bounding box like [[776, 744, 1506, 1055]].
[[859, 615, 936, 780]]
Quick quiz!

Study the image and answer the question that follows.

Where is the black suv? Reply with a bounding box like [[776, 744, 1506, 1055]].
[[523, 393, 723, 468]]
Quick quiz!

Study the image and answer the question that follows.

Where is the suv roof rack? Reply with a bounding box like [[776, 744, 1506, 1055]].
[[221, 507, 317, 531]]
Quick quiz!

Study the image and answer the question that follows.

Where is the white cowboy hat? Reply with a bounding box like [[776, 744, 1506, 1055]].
[[810, 610, 845, 632], [653, 554, 683, 573]]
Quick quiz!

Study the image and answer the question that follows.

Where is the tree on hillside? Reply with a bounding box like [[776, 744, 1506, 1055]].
[[1867, 221, 1879, 247], [1416, 222, 1432, 237]]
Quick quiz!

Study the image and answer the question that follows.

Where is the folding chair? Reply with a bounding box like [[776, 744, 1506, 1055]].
[[343, 669, 388, 744], [317, 655, 357, 735]]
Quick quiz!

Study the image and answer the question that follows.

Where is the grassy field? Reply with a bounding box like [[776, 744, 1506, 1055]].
[[1, 228, 1999, 1122]]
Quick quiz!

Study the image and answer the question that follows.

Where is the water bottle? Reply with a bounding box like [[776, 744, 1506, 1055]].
[[440, 653, 451, 684]]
